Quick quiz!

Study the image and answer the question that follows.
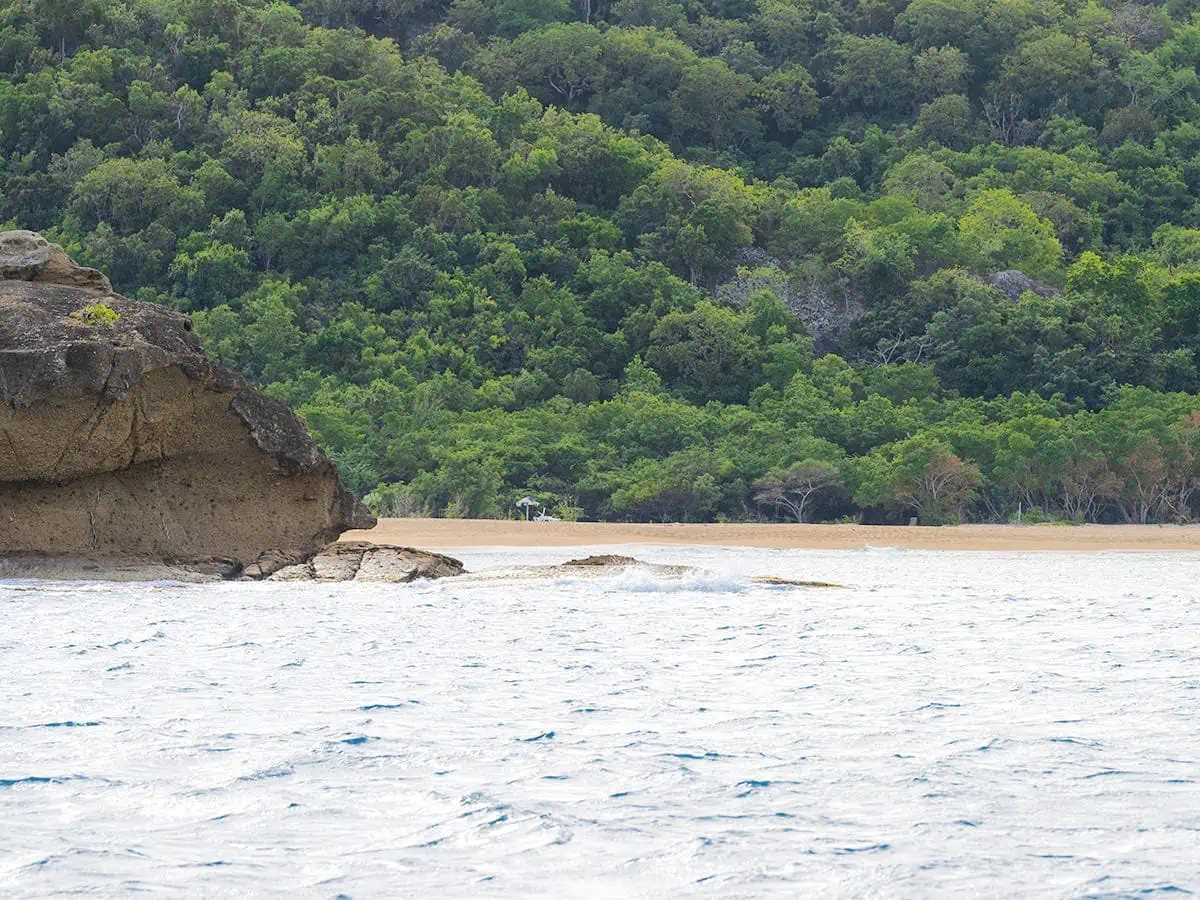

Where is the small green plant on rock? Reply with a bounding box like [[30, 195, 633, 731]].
[[71, 302, 120, 327]]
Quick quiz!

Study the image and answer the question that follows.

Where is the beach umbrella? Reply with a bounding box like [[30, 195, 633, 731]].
[[516, 496, 539, 520]]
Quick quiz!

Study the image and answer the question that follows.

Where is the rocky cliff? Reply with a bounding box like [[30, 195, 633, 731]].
[[0, 230, 375, 574]]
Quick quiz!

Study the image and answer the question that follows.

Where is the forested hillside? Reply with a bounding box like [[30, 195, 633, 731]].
[[6, 0, 1200, 523]]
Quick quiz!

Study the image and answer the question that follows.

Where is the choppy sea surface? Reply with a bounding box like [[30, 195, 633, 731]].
[[2, 545, 1199, 898]]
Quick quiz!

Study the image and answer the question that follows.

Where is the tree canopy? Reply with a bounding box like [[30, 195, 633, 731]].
[[5, 0, 1200, 523]]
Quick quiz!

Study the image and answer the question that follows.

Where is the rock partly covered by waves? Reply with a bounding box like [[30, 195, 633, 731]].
[[463, 554, 841, 587], [265, 541, 465, 583], [0, 230, 375, 575]]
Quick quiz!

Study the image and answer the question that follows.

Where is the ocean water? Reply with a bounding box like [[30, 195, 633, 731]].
[[2, 546, 1199, 898]]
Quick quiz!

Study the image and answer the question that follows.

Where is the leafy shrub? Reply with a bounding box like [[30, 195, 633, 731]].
[[70, 303, 120, 327]]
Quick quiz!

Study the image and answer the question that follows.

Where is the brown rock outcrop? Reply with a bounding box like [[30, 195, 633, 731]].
[[267, 541, 465, 583], [0, 230, 375, 573]]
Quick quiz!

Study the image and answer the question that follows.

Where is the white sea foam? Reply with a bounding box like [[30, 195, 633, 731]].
[[2, 547, 1199, 897], [601, 566, 748, 593]]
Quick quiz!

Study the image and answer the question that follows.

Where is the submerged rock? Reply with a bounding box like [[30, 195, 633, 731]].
[[750, 575, 843, 587], [264, 541, 466, 583], [0, 230, 375, 572], [462, 554, 841, 587], [563, 554, 641, 567]]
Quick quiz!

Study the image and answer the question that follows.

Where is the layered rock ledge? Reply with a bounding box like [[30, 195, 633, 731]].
[[267, 541, 465, 583], [0, 230, 376, 575]]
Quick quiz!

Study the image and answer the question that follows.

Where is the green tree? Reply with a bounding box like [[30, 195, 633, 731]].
[[958, 189, 1063, 278]]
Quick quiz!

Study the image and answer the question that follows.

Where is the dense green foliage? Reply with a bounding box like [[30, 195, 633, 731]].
[[7, 0, 1200, 522]]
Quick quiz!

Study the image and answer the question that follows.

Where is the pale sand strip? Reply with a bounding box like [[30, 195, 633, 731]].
[[343, 518, 1200, 552]]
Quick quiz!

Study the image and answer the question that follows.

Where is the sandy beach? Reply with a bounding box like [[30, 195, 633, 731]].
[[344, 518, 1200, 552]]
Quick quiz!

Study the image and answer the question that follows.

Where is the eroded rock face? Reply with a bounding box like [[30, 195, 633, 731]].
[[266, 542, 465, 583], [0, 231, 375, 570], [0, 230, 112, 289]]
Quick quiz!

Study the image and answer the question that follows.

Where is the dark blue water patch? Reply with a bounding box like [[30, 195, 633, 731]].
[[1049, 737, 1101, 747], [0, 775, 86, 788], [338, 736, 371, 746], [666, 752, 721, 761], [542, 774, 569, 780], [610, 791, 633, 798], [1038, 854, 1074, 859], [1081, 769, 1135, 780], [349, 680, 383, 685], [106, 662, 133, 672], [359, 702, 421, 711], [1136, 887, 1191, 895], [238, 766, 293, 781], [484, 813, 509, 827], [956, 820, 979, 827], [33, 721, 102, 728], [738, 779, 772, 789], [913, 702, 961, 712], [1167, 779, 1194, 784], [833, 843, 891, 855], [520, 731, 555, 742]]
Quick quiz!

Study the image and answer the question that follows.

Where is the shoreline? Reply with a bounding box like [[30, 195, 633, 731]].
[[344, 519, 1200, 553]]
